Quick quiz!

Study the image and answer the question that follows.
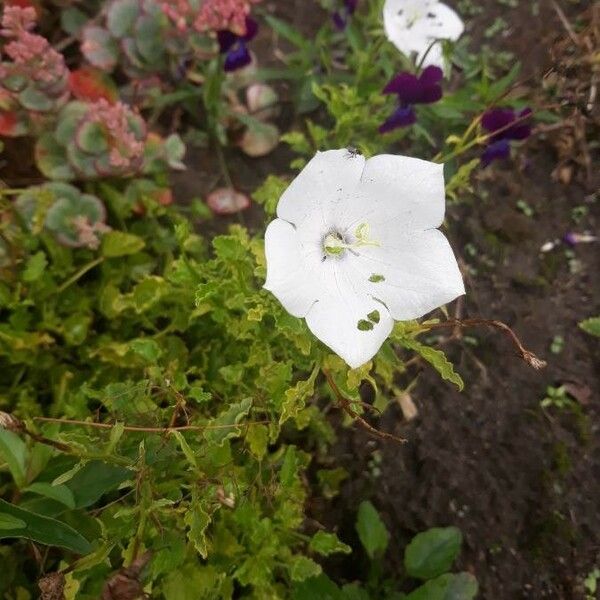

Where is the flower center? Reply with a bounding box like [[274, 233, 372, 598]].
[[323, 231, 347, 257], [323, 223, 380, 259]]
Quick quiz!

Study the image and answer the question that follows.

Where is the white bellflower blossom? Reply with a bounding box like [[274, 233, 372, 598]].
[[263, 150, 465, 369], [383, 0, 464, 69]]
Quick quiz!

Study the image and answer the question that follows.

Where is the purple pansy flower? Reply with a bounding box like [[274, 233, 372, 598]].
[[480, 107, 532, 166], [332, 0, 358, 31], [217, 17, 258, 72], [379, 65, 443, 134]]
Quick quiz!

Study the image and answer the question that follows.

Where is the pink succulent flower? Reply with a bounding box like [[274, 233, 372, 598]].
[[194, 0, 261, 36], [86, 99, 145, 169]]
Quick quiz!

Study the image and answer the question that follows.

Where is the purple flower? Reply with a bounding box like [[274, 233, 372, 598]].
[[480, 107, 532, 166], [332, 0, 358, 31], [217, 16, 258, 72], [379, 65, 443, 134]]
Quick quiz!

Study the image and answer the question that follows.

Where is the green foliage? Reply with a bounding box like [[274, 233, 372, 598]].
[[405, 573, 478, 600], [404, 527, 463, 580], [0, 499, 92, 554], [579, 317, 600, 338], [355, 500, 390, 559], [297, 503, 475, 599]]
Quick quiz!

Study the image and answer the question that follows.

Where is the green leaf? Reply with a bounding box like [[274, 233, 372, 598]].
[[309, 531, 351, 556], [101, 231, 145, 257], [203, 398, 252, 447], [246, 423, 269, 460], [23, 482, 76, 509], [60, 6, 88, 35], [402, 338, 464, 391], [355, 501, 389, 559], [405, 573, 478, 600], [106, 0, 139, 37], [0, 514, 26, 530], [293, 575, 341, 599], [0, 499, 92, 554], [263, 15, 310, 50], [129, 338, 162, 363], [290, 555, 323, 582], [22, 252, 48, 283], [66, 461, 131, 508], [171, 431, 198, 469], [184, 502, 211, 559], [0, 429, 28, 489], [405, 527, 463, 580], [76, 121, 108, 155], [579, 317, 600, 338], [280, 364, 319, 425]]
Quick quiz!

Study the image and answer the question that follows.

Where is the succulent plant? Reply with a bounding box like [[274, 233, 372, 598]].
[[15, 182, 109, 249], [81, 0, 211, 80], [0, 6, 70, 136], [35, 99, 185, 181]]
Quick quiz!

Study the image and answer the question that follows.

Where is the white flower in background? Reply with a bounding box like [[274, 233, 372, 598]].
[[383, 0, 464, 69], [263, 149, 465, 369]]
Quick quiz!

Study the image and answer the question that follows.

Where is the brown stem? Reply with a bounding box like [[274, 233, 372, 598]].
[[32, 417, 271, 433], [323, 370, 407, 445], [420, 318, 547, 370]]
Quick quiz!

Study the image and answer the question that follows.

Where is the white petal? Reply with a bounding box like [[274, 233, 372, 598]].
[[263, 219, 320, 317], [383, 0, 464, 67], [305, 268, 394, 368], [348, 229, 465, 321], [337, 155, 445, 235], [276, 149, 366, 235]]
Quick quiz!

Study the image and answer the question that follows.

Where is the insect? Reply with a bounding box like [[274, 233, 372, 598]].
[[345, 146, 360, 158]]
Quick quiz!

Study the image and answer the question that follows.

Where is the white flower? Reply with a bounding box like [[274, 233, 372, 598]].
[[263, 149, 465, 369], [383, 0, 464, 69]]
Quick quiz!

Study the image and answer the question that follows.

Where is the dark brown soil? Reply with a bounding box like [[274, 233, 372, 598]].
[[170, 1, 600, 598]]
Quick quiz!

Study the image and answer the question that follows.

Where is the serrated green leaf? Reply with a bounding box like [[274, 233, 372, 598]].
[[309, 531, 351, 556], [280, 364, 319, 425], [184, 502, 211, 559], [171, 431, 198, 468], [22, 252, 48, 283], [402, 338, 464, 391], [203, 398, 252, 446], [290, 555, 322, 582], [246, 423, 269, 460], [101, 231, 145, 257], [579, 317, 600, 338]]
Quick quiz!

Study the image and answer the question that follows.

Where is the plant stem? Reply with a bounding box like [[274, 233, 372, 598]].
[[56, 257, 104, 294]]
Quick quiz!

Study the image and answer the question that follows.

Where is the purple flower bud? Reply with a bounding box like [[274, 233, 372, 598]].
[[331, 0, 358, 31], [332, 11, 347, 30], [378, 105, 416, 133], [480, 107, 533, 165], [481, 139, 511, 167], [217, 16, 258, 72], [482, 107, 532, 142], [379, 65, 443, 134]]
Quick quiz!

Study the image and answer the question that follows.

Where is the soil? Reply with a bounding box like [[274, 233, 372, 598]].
[[172, 1, 600, 598]]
